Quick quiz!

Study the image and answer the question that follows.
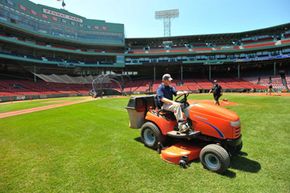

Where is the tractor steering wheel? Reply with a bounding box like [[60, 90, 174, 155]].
[[175, 93, 189, 104]]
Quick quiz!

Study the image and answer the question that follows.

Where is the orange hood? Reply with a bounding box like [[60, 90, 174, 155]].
[[186, 102, 239, 122]]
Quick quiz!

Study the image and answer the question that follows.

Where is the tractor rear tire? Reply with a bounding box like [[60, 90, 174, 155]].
[[200, 144, 230, 174], [141, 122, 165, 150]]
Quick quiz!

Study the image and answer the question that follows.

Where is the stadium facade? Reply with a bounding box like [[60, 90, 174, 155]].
[[0, 0, 290, 101]]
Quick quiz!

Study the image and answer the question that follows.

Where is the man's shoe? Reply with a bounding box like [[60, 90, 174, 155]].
[[178, 122, 190, 133]]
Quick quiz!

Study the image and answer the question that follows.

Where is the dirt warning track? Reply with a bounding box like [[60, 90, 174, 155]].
[[0, 97, 93, 119]]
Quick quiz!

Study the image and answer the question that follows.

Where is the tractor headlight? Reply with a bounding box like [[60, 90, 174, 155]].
[[230, 120, 240, 127]]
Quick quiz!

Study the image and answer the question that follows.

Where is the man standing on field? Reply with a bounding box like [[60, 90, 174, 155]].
[[209, 80, 223, 105]]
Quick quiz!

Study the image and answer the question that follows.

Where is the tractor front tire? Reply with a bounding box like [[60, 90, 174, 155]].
[[200, 144, 230, 174], [141, 122, 165, 150]]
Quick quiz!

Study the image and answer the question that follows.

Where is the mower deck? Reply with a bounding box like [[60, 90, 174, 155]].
[[161, 143, 202, 165], [167, 130, 200, 139]]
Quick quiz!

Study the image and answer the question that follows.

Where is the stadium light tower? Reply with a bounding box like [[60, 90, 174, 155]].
[[155, 9, 179, 37]]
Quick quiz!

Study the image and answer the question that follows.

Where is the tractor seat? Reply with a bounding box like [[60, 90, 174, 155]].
[[158, 108, 173, 115], [154, 96, 175, 119], [157, 108, 176, 120]]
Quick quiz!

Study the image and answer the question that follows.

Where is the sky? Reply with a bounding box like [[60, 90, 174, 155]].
[[29, 0, 290, 38]]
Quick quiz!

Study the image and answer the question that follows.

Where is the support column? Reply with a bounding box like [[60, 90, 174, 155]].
[[33, 65, 37, 83], [209, 65, 212, 80], [273, 62, 276, 76], [180, 64, 183, 82], [33, 49, 36, 58], [237, 64, 240, 79], [153, 65, 156, 82]]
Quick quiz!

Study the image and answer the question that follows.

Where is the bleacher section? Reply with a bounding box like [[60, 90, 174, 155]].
[[0, 33, 124, 54], [244, 76, 288, 91], [0, 78, 268, 101], [127, 38, 290, 55], [0, 80, 91, 99], [123, 78, 267, 93]]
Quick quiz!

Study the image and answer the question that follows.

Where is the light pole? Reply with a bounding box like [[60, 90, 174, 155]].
[[155, 9, 179, 37]]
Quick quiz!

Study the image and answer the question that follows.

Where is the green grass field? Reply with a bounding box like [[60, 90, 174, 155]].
[[0, 94, 290, 193]]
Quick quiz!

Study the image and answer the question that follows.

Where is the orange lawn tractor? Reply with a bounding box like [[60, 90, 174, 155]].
[[126, 94, 242, 174]]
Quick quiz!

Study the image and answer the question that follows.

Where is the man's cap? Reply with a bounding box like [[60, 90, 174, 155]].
[[213, 80, 218, 83], [162, 74, 173, 81]]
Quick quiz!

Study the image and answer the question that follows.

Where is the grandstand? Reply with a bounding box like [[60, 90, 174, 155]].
[[0, 0, 289, 101]]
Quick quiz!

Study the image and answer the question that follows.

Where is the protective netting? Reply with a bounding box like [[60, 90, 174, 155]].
[[90, 74, 128, 97], [34, 73, 130, 97]]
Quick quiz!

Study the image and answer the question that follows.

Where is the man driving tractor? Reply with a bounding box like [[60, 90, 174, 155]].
[[156, 74, 190, 133]]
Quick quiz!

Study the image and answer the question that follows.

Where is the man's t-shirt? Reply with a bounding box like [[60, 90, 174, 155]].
[[156, 84, 177, 107], [212, 84, 222, 96]]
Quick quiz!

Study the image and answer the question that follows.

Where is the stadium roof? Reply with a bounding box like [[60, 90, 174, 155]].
[[126, 23, 290, 45]]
